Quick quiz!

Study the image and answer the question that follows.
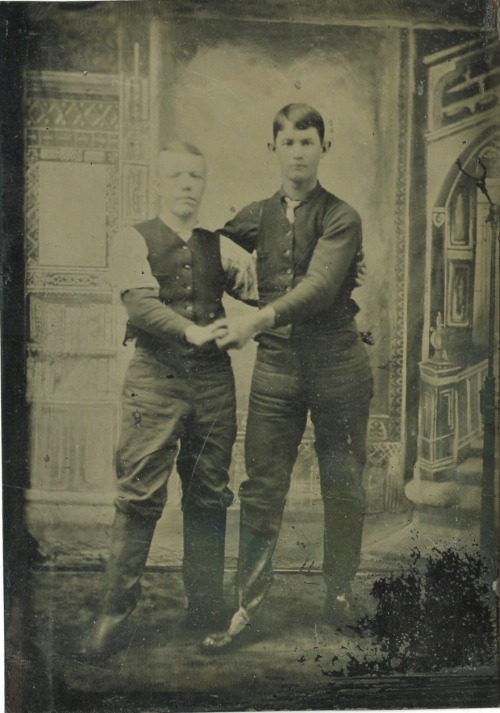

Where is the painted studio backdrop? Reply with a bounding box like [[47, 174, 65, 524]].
[[23, 4, 499, 570]]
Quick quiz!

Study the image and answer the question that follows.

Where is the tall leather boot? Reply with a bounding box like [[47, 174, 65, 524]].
[[182, 504, 227, 629], [79, 510, 156, 660], [201, 510, 280, 652], [323, 496, 365, 626]]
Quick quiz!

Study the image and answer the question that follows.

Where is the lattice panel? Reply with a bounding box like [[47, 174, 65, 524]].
[[27, 97, 119, 133]]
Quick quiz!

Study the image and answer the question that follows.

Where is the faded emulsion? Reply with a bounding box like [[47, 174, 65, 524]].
[[1, 1, 499, 711]]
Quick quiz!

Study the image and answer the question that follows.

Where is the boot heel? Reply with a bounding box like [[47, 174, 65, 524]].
[[200, 606, 250, 654]]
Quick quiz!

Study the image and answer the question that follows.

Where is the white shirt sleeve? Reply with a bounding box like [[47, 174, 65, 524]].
[[219, 235, 259, 303], [109, 226, 160, 295]]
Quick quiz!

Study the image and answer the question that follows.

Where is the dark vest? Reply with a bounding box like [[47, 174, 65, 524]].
[[127, 218, 226, 362], [257, 192, 360, 338]]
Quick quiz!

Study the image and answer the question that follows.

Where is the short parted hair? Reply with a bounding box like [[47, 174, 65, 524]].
[[272, 104, 325, 143], [158, 140, 204, 158], [155, 141, 205, 179]]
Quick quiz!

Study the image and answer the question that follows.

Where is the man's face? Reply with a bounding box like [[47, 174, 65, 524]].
[[156, 150, 206, 218], [270, 120, 328, 184]]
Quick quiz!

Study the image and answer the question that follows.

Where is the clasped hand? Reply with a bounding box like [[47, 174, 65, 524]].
[[185, 317, 256, 350]]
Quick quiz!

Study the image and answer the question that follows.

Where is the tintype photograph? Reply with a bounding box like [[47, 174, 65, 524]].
[[1, 1, 499, 711]]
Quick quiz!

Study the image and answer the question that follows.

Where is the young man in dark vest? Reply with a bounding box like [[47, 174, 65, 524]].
[[202, 104, 374, 651], [80, 141, 257, 660]]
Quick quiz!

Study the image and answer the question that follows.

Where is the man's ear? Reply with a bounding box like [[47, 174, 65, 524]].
[[267, 142, 276, 154], [321, 141, 332, 156]]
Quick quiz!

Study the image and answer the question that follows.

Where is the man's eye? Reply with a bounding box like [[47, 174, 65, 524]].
[[191, 173, 203, 179]]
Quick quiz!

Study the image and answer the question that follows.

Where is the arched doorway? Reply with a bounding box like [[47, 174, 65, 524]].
[[432, 131, 500, 365], [406, 129, 499, 528]]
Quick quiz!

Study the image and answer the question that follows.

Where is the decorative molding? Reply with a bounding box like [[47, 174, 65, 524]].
[[26, 268, 113, 290], [122, 164, 149, 221], [26, 71, 122, 98], [27, 355, 118, 401], [26, 96, 120, 134], [389, 28, 410, 441], [25, 76, 120, 274], [426, 39, 500, 138], [24, 71, 125, 505], [30, 402, 118, 493], [122, 77, 150, 159], [25, 148, 118, 276], [120, 76, 151, 222], [446, 260, 472, 327], [105, 161, 120, 258], [368, 417, 389, 442], [366, 440, 403, 468], [25, 153, 40, 265], [28, 128, 119, 152], [28, 293, 116, 350], [432, 208, 446, 228], [481, 143, 500, 169]]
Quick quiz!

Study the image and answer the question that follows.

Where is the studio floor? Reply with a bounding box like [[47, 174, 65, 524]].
[[7, 511, 499, 712]]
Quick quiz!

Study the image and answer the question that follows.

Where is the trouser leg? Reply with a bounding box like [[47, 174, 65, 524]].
[[204, 510, 285, 648], [114, 351, 189, 522], [203, 350, 306, 650], [237, 352, 306, 621], [234, 505, 282, 620], [304, 328, 373, 602], [182, 504, 227, 625], [313, 392, 371, 596], [176, 362, 236, 625], [80, 350, 189, 658], [323, 497, 365, 594]]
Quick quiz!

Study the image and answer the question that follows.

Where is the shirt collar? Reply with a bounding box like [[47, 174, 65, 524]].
[[279, 181, 323, 205], [158, 212, 201, 241]]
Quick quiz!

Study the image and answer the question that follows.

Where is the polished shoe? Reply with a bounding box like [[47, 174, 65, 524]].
[[79, 611, 131, 661], [200, 606, 250, 653], [324, 590, 363, 629]]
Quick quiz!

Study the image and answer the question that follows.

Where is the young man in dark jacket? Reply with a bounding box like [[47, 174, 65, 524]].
[[203, 104, 373, 651]]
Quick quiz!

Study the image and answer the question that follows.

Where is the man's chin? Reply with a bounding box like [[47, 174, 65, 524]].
[[287, 172, 311, 184], [172, 206, 196, 218]]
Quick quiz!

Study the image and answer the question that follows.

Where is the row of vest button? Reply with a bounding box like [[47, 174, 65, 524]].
[[183, 305, 216, 319], [283, 235, 293, 291]]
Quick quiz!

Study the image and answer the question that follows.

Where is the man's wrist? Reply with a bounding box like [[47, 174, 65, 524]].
[[251, 306, 275, 334], [184, 324, 198, 344]]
